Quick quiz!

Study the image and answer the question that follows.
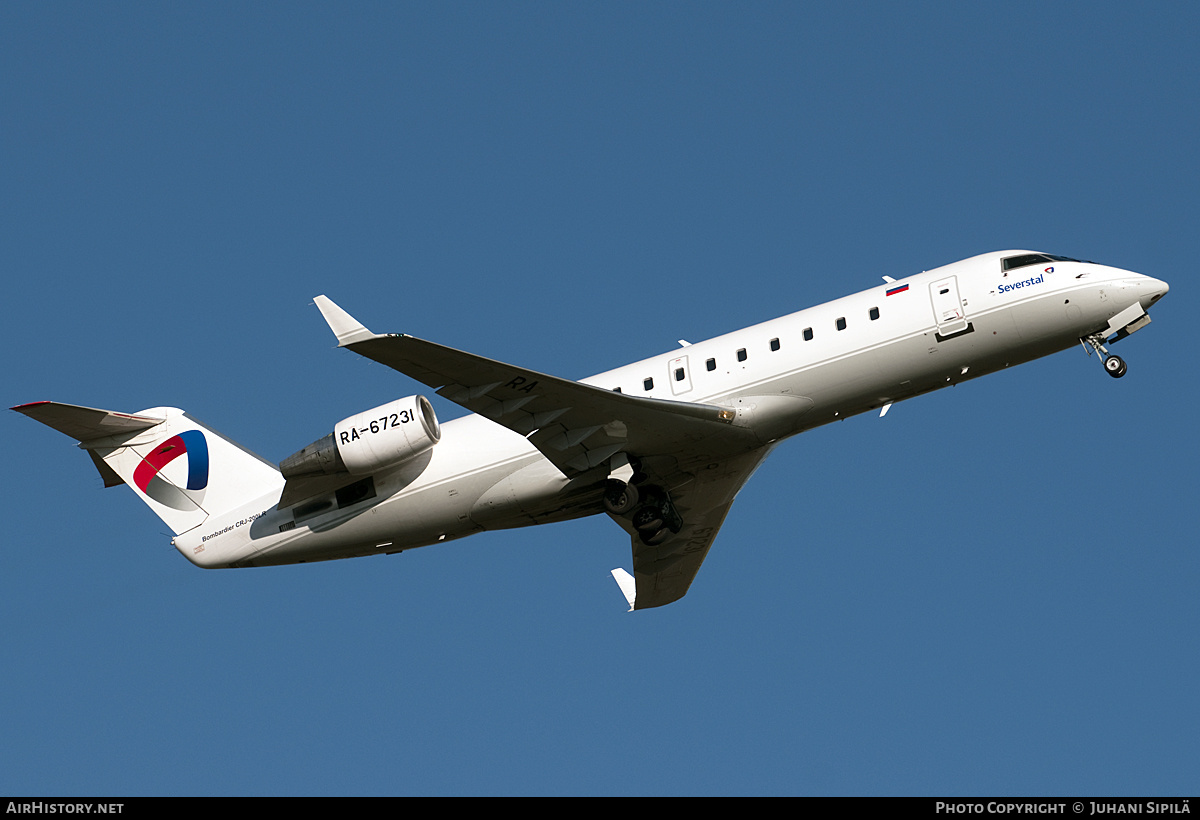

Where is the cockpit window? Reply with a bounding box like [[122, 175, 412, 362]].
[[1001, 253, 1083, 273]]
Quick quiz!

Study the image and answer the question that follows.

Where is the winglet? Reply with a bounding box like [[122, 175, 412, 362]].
[[313, 295, 379, 346], [610, 568, 636, 612]]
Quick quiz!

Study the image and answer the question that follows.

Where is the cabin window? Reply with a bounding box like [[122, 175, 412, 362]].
[[869, 307, 880, 321], [770, 337, 781, 351], [706, 358, 716, 371], [674, 368, 685, 382], [836, 317, 847, 331], [643, 377, 654, 391], [803, 327, 814, 341], [737, 348, 747, 362]]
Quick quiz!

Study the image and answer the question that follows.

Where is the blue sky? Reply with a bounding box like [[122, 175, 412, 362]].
[[2, 2, 1196, 796]]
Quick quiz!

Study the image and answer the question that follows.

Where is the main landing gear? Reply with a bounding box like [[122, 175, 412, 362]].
[[603, 478, 682, 546], [1082, 333, 1127, 379]]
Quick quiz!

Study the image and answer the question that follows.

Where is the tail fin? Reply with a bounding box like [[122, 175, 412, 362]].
[[13, 401, 284, 536]]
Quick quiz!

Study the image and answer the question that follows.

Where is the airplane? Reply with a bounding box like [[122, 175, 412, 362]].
[[13, 250, 1169, 610]]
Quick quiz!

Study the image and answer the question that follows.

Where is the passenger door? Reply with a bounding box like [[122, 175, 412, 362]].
[[930, 276, 969, 337], [668, 355, 693, 396]]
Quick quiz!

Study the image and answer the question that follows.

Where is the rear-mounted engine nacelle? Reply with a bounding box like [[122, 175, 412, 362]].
[[280, 395, 441, 478]]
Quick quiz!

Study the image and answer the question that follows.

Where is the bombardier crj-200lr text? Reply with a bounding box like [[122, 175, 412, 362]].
[[16, 251, 1168, 610]]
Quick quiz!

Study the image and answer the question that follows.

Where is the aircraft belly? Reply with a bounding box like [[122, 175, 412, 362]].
[[234, 433, 541, 566], [236, 481, 484, 566], [468, 456, 583, 529]]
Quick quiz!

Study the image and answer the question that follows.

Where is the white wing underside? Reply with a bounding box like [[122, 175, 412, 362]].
[[607, 446, 774, 609]]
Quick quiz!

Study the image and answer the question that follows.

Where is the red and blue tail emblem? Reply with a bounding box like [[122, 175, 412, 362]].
[[133, 430, 209, 509]]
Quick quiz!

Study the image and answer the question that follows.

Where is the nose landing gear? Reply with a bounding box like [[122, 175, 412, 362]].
[[1082, 333, 1128, 378]]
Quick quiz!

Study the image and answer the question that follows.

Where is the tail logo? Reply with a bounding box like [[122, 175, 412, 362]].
[[133, 430, 210, 510]]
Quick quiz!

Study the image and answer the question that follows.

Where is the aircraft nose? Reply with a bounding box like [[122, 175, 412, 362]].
[[1141, 275, 1169, 309]]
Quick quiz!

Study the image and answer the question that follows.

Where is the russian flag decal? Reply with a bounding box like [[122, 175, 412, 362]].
[[886, 284, 909, 296]]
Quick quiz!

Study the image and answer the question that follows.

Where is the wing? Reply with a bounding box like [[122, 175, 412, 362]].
[[314, 296, 773, 609], [314, 296, 761, 477], [610, 446, 774, 609]]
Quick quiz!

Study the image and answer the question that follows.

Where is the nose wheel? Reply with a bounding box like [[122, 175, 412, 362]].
[[1082, 333, 1128, 379], [1104, 354, 1127, 378]]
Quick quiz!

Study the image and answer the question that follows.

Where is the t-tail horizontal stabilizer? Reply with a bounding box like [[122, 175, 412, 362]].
[[611, 568, 636, 612], [12, 401, 284, 537]]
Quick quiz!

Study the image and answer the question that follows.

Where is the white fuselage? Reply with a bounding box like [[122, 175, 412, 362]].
[[173, 251, 1168, 568]]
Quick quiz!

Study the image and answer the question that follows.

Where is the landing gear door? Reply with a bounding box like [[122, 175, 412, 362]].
[[668, 355, 693, 396], [930, 276, 969, 336]]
